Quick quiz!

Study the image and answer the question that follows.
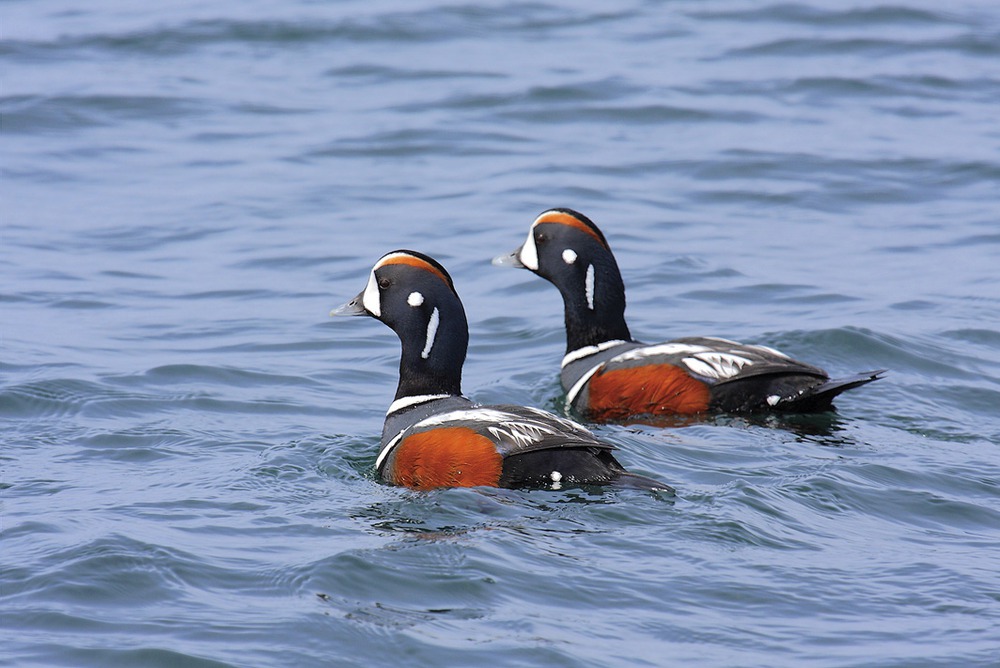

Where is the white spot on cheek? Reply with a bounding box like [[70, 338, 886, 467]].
[[562, 249, 577, 264], [407, 291, 424, 307], [362, 270, 381, 317], [421, 307, 439, 359], [585, 264, 595, 310]]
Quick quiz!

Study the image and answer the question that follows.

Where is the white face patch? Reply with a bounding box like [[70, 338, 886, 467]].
[[407, 291, 424, 307], [518, 225, 539, 271], [361, 269, 381, 317], [585, 264, 595, 310], [421, 307, 439, 359], [562, 249, 577, 264]]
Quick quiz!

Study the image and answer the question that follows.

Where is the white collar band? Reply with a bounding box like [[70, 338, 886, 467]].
[[386, 393, 451, 416], [561, 339, 628, 368]]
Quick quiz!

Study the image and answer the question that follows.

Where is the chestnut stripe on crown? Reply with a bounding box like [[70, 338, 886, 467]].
[[376, 251, 454, 291], [532, 210, 609, 249]]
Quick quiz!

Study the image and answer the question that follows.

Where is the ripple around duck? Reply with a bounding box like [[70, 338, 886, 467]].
[[3, 5, 616, 62], [0, 94, 206, 134], [119, 364, 325, 388], [724, 33, 1000, 59], [685, 74, 1000, 105], [502, 103, 767, 125], [4, 535, 192, 606], [325, 63, 504, 83], [691, 5, 954, 27], [0, 374, 340, 423], [0, 378, 118, 419], [307, 128, 531, 159]]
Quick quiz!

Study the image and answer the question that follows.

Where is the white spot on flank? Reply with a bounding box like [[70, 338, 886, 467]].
[[766, 395, 781, 406], [585, 264, 595, 310], [421, 307, 439, 359], [550, 471, 562, 482], [407, 291, 424, 307], [562, 249, 577, 264]]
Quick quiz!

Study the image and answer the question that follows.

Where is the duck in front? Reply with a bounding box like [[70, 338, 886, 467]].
[[333, 250, 672, 492]]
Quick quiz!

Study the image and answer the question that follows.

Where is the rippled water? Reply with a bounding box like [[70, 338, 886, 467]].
[[4, 1, 1000, 666]]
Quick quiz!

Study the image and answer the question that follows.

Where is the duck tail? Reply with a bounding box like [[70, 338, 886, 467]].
[[611, 472, 676, 495], [784, 369, 887, 412]]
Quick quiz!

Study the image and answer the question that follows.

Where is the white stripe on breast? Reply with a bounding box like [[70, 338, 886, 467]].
[[565, 361, 605, 408]]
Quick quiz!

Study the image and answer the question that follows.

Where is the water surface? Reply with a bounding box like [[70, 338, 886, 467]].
[[3, 1, 1000, 666]]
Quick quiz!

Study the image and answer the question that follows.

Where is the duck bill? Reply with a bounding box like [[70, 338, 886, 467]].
[[330, 290, 369, 317], [491, 247, 526, 269]]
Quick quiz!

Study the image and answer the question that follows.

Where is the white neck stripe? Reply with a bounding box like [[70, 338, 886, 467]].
[[386, 393, 451, 416], [421, 307, 439, 359], [585, 264, 595, 310], [561, 339, 628, 368]]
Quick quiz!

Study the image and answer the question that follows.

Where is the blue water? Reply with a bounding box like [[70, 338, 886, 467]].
[[3, 1, 1000, 666]]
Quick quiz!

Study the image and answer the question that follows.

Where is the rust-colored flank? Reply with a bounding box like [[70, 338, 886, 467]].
[[587, 364, 711, 420], [388, 427, 503, 490]]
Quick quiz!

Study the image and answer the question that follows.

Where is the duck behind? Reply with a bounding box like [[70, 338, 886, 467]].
[[494, 208, 884, 422], [333, 250, 672, 493]]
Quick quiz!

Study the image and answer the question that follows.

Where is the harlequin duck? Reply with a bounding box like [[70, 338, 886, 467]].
[[332, 250, 673, 493], [494, 208, 885, 421]]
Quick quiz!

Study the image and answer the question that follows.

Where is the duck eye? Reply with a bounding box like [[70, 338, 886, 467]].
[[535, 232, 548, 244], [378, 277, 391, 289]]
